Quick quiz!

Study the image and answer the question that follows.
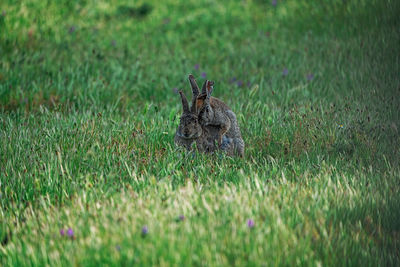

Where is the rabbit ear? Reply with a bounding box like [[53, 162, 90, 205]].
[[207, 80, 214, 95], [179, 90, 190, 113], [191, 100, 197, 113], [189, 74, 200, 113], [201, 80, 208, 95], [204, 81, 212, 105], [188, 74, 200, 96], [191, 99, 197, 113]]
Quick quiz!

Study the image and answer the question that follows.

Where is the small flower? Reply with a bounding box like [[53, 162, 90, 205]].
[[178, 215, 185, 221], [194, 64, 199, 70], [247, 219, 255, 228], [230, 77, 237, 83], [173, 87, 179, 94], [116, 245, 121, 251], [67, 228, 74, 237], [68, 26, 76, 34], [271, 0, 277, 6], [201, 72, 206, 78], [141, 226, 148, 236], [60, 229, 65, 236], [237, 80, 243, 87], [307, 73, 314, 81], [337, 124, 344, 129], [282, 68, 288, 76]]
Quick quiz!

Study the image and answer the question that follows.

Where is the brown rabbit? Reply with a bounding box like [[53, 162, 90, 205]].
[[194, 78, 245, 157]]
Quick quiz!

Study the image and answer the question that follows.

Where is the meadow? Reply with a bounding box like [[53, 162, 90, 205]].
[[1, 0, 399, 265]]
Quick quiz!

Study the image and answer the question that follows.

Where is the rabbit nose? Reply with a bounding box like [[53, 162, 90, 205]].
[[184, 129, 189, 135]]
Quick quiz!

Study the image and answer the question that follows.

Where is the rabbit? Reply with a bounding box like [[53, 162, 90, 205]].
[[174, 90, 202, 150], [174, 75, 236, 156], [194, 79, 245, 157]]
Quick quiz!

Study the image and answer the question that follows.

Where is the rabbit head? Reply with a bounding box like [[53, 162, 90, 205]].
[[175, 78, 203, 140]]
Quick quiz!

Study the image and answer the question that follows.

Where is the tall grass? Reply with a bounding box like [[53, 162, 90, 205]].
[[1, 0, 399, 265]]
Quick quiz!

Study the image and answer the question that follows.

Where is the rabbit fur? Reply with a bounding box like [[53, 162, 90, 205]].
[[195, 80, 244, 157]]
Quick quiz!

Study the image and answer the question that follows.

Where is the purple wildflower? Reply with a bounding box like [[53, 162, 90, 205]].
[[247, 219, 255, 228], [141, 226, 148, 236], [201, 72, 207, 78], [230, 77, 237, 83], [68, 26, 76, 34], [237, 80, 243, 87], [194, 64, 199, 70], [60, 229, 65, 236], [173, 87, 179, 94], [272, 0, 277, 6], [307, 73, 314, 81], [116, 245, 121, 251], [282, 68, 289, 76], [67, 228, 74, 237], [178, 215, 185, 221]]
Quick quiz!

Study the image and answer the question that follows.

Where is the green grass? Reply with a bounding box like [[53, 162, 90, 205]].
[[1, 0, 400, 265]]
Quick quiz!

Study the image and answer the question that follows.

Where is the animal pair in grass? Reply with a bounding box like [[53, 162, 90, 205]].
[[174, 74, 245, 157]]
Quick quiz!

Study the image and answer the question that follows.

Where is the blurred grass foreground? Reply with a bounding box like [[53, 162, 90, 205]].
[[1, 0, 400, 266]]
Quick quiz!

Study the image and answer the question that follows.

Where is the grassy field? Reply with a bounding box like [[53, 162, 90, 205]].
[[1, 0, 400, 265]]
